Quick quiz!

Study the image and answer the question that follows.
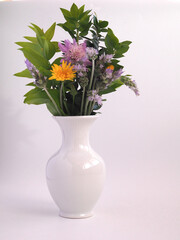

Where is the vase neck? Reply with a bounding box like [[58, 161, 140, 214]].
[[54, 116, 98, 147]]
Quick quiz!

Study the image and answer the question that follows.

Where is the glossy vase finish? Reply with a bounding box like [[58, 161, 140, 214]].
[[46, 116, 105, 219]]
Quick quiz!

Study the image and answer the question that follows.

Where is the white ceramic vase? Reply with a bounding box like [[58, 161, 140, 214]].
[[46, 116, 106, 219]]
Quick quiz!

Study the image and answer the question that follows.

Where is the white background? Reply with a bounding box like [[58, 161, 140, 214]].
[[0, 1, 180, 239]]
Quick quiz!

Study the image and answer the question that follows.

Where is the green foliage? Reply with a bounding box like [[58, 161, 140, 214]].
[[52, 57, 62, 65], [24, 86, 61, 115], [16, 41, 44, 56], [24, 87, 48, 104], [45, 22, 56, 40], [99, 79, 124, 95], [58, 3, 92, 41], [14, 69, 33, 78], [20, 47, 51, 70], [26, 82, 35, 86], [15, 22, 58, 77], [105, 28, 132, 58], [85, 16, 109, 49], [23, 36, 37, 43]]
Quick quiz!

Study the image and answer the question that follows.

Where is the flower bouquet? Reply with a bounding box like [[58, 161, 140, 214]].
[[14, 3, 139, 218], [15, 3, 139, 116]]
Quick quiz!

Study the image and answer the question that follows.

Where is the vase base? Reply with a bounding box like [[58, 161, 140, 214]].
[[59, 211, 93, 219]]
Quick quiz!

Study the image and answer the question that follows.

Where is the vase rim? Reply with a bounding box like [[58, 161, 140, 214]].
[[53, 114, 100, 119]]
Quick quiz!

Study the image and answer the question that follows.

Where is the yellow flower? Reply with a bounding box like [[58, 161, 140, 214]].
[[49, 61, 76, 81], [106, 65, 114, 70]]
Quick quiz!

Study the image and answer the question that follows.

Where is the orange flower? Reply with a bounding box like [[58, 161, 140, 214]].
[[49, 61, 76, 81], [106, 65, 114, 70]]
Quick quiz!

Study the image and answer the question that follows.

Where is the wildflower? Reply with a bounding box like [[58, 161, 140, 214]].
[[105, 68, 113, 79], [79, 77, 89, 88], [99, 54, 114, 63], [25, 59, 47, 88], [107, 65, 114, 70], [86, 47, 98, 60], [73, 63, 88, 78], [58, 39, 90, 65], [49, 61, 76, 81], [113, 68, 124, 80], [121, 76, 140, 96], [25, 59, 39, 78], [88, 90, 102, 105]]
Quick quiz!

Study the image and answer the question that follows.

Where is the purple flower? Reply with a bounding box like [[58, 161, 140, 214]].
[[99, 54, 114, 63], [113, 68, 124, 80], [86, 47, 98, 60], [25, 59, 46, 88], [132, 80, 140, 96], [58, 39, 90, 65], [25, 59, 34, 72], [88, 90, 102, 105], [105, 68, 113, 79], [73, 63, 87, 78], [73, 64, 87, 72], [25, 59, 39, 77], [78, 72, 84, 77], [121, 76, 140, 96]]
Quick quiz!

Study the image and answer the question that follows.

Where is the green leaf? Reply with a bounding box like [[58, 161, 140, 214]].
[[24, 88, 49, 105], [80, 22, 91, 36], [121, 40, 132, 45], [114, 42, 131, 58], [105, 28, 119, 51], [57, 23, 75, 39], [14, 69, 33, 78], [52, 57, 62, 65], [60, 8, 75, 22], [24, 87, 42, 97], [79, 14, 90, 25], [48, 88, 61, 109], [15, 41, 43, 56], [24, 36, 37, 43], [30, 23, 44, 36], [43, 40, 56, 60], [70, 3, 79, 19], [99, 79, 124, 95], [26, 82, 35, 86], [38, 67, 51, 77], [100, 29, 108, 32], [63, 22, 76, 31], [36, 34, 45, 48], [45, 22, 56, 41], [78, 5, 85, 18], [51, 41, 60, 52], [99, 20, 108, 28], [20, 47, 50, 70], [79, 10, 91, 19], [69, 83, 77, 97], [46, 102, 59, 116]]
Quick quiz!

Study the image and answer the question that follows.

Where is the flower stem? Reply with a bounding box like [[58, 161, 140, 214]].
[[88, 100, 95, 115], [62, 85, 70, 115], [84, 98, 89, 116], [84, 60, 95, 115], [44, 88, 61, 116], [60, 82, 64, 111], [80, 87, 85, 115], [88, 59, 95, 90]]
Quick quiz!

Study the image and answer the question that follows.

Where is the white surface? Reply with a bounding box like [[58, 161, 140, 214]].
[[46, 116, 105, 218], [0, 1, 180, 240]]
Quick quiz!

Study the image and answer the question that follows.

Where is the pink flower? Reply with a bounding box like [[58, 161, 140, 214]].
[[58, 39, 90, 65]]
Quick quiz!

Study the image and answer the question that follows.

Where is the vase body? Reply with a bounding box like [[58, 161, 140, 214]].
[[46, 116, 105, 219]]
